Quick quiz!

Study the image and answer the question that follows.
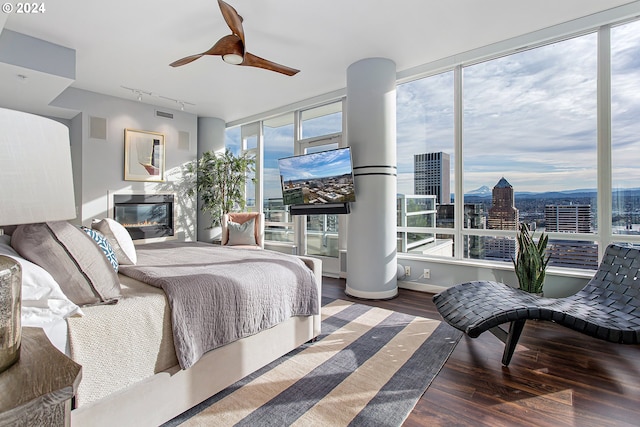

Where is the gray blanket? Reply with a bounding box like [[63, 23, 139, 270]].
[[119, 242, 319, 369]]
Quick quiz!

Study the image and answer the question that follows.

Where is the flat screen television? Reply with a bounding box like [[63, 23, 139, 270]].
[[278, 147, 355, 215]]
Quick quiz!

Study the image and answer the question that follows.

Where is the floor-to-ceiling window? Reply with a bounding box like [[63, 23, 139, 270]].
[[395, 18, 640, 271], [224, 100, 345, 274], [224, 124, 258, 209], [263, 114, 295, 243], [612, 19, 640, 243], [463, 32, 599, 269], [396, 71, 455, 257], [299, 102, 344, 261]]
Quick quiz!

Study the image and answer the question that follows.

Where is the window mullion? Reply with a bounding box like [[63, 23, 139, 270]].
[[453, 65, 464, 259], [597, 25, 613, 258]]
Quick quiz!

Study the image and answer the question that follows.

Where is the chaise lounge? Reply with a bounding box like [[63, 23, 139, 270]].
[[433, 244, 640, 365]]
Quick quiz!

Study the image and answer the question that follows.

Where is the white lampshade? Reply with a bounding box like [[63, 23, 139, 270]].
[[0, 107, 76, 226], [0, 107, 76, 372]]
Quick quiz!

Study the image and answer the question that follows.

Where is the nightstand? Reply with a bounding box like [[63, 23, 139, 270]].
[[0, 327, 82, 426]]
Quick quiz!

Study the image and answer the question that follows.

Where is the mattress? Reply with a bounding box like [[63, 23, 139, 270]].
[[67, 274, 178, 407]]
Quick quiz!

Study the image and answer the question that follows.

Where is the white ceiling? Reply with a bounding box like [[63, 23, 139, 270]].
[[1, 0, 638, 123]]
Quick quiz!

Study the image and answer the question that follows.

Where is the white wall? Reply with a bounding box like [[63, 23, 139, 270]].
[[51, 87, 198, 241], [397, 256, 591, 298]]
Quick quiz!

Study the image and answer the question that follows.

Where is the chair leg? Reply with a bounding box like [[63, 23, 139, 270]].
[[502, 320, 526, 366]]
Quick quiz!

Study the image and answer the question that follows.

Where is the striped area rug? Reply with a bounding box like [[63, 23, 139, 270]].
[[165, 298, 462, 427]]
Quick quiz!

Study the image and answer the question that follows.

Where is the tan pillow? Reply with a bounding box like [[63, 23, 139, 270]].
[[11, 221, 121, 306], [92, 218, 137, 265]]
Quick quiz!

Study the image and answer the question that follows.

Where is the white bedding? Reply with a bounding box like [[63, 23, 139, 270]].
[[67, 274, 177, 407], [119, 242, 319, 369], [42, 318, 69, 354], [0, 234, 81, 354]]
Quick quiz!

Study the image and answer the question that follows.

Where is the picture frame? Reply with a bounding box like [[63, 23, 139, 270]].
[[124, 129, 165, 182]]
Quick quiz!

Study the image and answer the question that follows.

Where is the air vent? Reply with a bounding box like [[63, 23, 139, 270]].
[[155, 110, 174, 119]]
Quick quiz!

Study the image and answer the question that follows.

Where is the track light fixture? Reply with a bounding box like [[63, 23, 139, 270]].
[[121, 86, 195, 111]]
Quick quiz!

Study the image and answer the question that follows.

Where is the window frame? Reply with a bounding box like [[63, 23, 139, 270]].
[[224, 7, 640, 273]]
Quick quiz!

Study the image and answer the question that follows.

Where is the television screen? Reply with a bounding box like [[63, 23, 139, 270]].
[[278, 147, 356, 206]]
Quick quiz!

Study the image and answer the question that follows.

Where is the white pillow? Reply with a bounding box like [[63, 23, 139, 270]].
[[0, 234, 82, 326], [92, 218, 137, 265], [226, 218, 257, 246]]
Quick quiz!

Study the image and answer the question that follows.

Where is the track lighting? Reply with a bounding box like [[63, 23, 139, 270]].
[[121, 86, 195, 111]]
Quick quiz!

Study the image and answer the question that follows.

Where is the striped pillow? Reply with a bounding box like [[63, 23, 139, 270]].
[[11, 221, 121, 306], [82, 227, 119, 272]]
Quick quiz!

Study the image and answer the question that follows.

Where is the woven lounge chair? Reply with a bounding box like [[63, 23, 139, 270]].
[[433, 244, 640, 365]]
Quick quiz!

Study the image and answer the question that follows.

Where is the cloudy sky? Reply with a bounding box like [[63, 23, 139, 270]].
[[397, 19, 640, 196], [278, 147, 352, 182]]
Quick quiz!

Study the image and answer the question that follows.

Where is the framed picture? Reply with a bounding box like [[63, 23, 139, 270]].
[[124, 129, 165, 182]]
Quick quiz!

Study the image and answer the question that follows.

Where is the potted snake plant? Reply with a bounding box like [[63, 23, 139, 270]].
[[512, 222, 550, 295]]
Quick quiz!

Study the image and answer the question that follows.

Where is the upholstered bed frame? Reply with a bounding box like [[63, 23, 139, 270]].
[[70, 256, 322, 427]]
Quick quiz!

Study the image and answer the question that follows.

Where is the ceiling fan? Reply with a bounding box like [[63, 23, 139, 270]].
[[170, 0, 300, 76]]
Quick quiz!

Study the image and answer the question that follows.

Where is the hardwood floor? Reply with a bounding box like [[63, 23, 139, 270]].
[[322, 277, 640, 427]]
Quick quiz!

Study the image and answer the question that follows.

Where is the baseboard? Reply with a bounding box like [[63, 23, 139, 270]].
[[397, 281, 448, 294]]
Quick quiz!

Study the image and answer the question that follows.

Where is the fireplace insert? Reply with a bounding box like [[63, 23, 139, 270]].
[[113, 194, 174, 240]]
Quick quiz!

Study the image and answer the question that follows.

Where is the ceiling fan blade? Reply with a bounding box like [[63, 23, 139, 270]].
[[205, 34, 244, 56], [218, 0, 245, 47], [170, 35, 243, 67], [242, 52, 300, 76], [169, 54, 205, 67], [172, 2, 301, 75]]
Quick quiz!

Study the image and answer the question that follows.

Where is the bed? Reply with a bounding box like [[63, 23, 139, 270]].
[[3, 221, 321, 427]]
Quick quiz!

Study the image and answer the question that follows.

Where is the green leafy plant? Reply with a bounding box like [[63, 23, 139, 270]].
[[512, 222, 550, 294], [186, 149, 255, 228]]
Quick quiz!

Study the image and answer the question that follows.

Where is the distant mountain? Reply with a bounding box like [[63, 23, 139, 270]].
[[515, 190, 596, 200], [463, 187, 640, 200], [466, 185, 492, 197]]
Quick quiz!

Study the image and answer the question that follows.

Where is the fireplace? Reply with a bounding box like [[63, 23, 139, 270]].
[[113, 194, 174, 240]]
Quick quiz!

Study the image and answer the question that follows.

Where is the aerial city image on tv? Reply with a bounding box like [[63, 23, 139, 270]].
[[279, 148, 356, 205]]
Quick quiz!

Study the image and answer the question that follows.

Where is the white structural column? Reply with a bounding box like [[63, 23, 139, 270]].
[[345, 58, 398, 299], [196, 117, 226, 242]]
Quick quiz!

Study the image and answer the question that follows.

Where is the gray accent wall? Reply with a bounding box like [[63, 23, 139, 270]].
[[51, 87, 198, 241]]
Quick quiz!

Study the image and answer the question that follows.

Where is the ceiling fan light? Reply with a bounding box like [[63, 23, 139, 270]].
[[223, 53, 243, 65]]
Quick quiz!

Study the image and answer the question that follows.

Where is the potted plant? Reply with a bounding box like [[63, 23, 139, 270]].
[[512, 222, 550, 295], [186, 148, 255, 228]]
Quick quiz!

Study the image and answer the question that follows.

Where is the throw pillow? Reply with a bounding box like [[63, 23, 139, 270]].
[[91, 218, 137, 265], [0, 235, 82, 323], [226, 217, 257, 246], [82, 227, 119, 272], [11, 221, 122, 307]]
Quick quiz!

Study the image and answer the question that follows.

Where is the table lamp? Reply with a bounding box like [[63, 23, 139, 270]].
[[0, 107, 76, 372]]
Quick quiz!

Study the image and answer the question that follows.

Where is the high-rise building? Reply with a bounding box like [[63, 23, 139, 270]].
[[544, 204, 598, 269], [436, 203, 487, 259], [487, 177, 519, 230], [414, 152, 450, 204], [545, 204, 592, 233], [486, 177, 519, 261]]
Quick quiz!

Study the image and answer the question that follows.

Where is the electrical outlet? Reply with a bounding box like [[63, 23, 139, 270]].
[[404, 265, 411, 277], [423, 269, 430, 279]]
